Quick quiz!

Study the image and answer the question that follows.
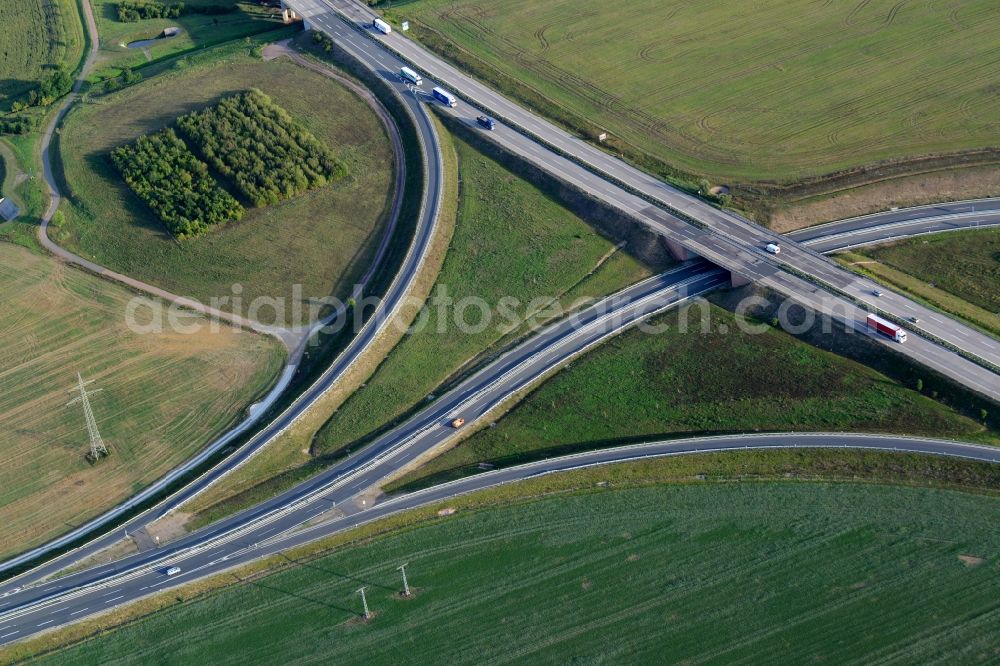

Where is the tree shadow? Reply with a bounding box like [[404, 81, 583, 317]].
[[80, 150, 173, 240]]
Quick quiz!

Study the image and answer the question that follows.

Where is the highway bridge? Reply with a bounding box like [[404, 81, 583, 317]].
[[290, 0, 999, 402], [0, 206, 996, 643], [1, 0, 998, 644]]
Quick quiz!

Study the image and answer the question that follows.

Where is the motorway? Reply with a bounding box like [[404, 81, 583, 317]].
[[0, 262, 728, 633], [1, 2, 999, 643], [0, 44, 444, 579], [8, 14, 999, 590], [293, 0, 1000, 401], [1, 431, 999, 643], [0, 199, 997, 639]]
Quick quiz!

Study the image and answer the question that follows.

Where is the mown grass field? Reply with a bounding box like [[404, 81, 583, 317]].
[[397, 302, 992, 488], [185, 123, 650, 524], [0, 244, 284, 558], [57, 52, 395, 324], [88, 0, 282, 81], [0, 0, 84, 110], [391, 0, 1000, 184], [308, 132, 649, 456], [32, 481, 1000, 663]]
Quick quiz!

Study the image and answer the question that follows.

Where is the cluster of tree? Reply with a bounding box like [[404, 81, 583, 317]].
[[312, 31, 334, 53], [177, 89, 346, 207], [0, 116, 34, 136], [103, 67, 143, 93], [110, 128, 244, 238], [117, 1, 235, 22], [117, 1, 183, 21], [8, 68, 74, 112]]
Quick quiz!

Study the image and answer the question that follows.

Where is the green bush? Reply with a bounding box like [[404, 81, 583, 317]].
[[0, 116, 33, 135], [177, 88, 346, 207], [110, 128, 244, 238]]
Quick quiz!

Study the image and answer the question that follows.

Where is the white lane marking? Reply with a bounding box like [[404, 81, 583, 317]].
[[69, 608, 89, 616], [103, 595, 124, 604], [138, 586, 148, 591], [102, 589, 120, 597], [0, 631, 18, 638], [37, 620, 54, 627]]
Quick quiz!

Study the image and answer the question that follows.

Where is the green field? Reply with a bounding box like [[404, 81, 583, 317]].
[[31, 480, 1000, 663], [0, 244, 284, 558], [0, 0, 84, 110], [391, 0, 1000, 184], [396, 302, 992, 488], [186, 123, 650, 524], [863, 228, 1000, 313], [88, 0, 282, 80], [56, 51, 395, 324]]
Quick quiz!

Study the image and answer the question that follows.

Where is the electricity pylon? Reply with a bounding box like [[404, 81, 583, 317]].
[[357, 587, 371, 619], [67, 373, 109, 463]]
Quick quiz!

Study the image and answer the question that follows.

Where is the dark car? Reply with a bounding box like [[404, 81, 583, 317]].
[[477, 115, 496, 130]]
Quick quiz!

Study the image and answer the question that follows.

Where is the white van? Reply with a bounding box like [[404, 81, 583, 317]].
[[765, 243, 781, 255]]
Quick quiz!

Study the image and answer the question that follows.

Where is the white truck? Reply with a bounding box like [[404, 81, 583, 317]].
[[400, 66, 422, 86], [432, 87, 457, 107], [373, 18, 391, 34]]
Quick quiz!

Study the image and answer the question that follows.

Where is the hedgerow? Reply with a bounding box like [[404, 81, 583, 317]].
[[116, 1, 236, 22], [111, 128, 244, 238], [177, 88, 346, 207], [117, 1, 183, 22]]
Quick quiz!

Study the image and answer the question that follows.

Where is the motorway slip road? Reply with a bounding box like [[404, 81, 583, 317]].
[[1, 433, 999, 645], [299, 0, 999, 400], [790, 198, 1000, 253]]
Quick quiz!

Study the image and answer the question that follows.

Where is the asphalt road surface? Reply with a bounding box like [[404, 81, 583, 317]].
[[4, 1, 999, 603], [790, 198, 1000, 253], [0, 48, 445, 579], [1, 432, 998, 644], [2, 3, 999, 642]]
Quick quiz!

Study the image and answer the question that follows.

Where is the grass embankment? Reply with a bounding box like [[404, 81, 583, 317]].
[[836, 228, 1000, 337], [0, 244, 285, 559], [0, 0, 84, 109], [87, 0, 282, 81], [385, 0, 1000, 216], [21, 473, 1000, 664], [185, 125, 650, 526], [57, 51, 396, 325], [393, 302, 995, 490]]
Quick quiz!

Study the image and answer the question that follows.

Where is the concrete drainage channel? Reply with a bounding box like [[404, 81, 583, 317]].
[[125, 27, 182, 49]]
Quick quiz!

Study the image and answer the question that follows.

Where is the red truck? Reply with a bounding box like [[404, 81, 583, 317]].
[[866, 313, 907, 343]]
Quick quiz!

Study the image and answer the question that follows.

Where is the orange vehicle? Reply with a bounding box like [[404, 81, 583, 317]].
[[450, 417, 466, 428]]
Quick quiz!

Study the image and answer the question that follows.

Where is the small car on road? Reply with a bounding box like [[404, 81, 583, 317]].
[[476, 115, 496, 130], [450, 417, 466, 428], [873, 289, 883, 297], [165, 566, 182, 576]]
